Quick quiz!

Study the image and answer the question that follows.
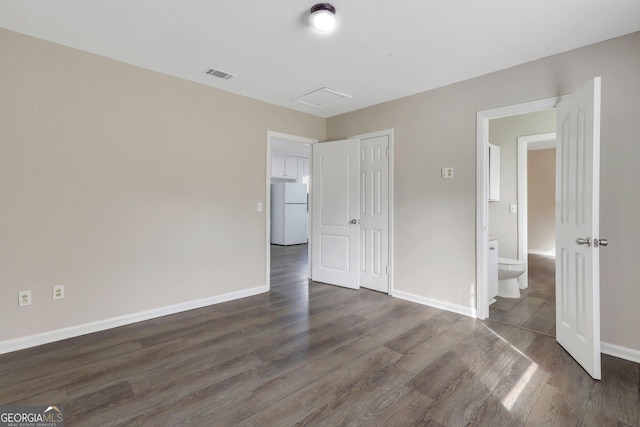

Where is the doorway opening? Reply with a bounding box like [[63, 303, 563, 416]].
[[488, 125, 557, 335], [479, 79, 604, 380], [475, 97, 559, 320], [266, 129, 394, 295], [266, 131, 317, 291]]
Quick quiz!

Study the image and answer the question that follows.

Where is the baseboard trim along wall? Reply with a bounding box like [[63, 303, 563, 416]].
[[602, 342, 640, 364], [391, 290, 640, 364], [0, 285, 268, 355], [391, 289, 477, 318], [4, 285, 639, 365]]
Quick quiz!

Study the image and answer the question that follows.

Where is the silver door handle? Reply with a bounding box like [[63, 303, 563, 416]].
[[594, 238, 608, 247], [350, 219, 358, 224], [575, 237, 591, 246]]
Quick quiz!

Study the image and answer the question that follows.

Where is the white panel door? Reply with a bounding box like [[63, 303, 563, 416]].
[[311, 139, 360, 289], [556, 77, 602, 379], [359, 135, 389, 292]]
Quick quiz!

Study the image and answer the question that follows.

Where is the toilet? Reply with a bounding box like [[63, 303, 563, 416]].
[[498, 257, 526, 298]]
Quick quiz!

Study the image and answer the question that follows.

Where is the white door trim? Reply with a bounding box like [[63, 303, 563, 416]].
[[517, 132, 557, 289], [348, 129, 394, 294], [476, 98, 559, 319], [266, 131, 318, 290]]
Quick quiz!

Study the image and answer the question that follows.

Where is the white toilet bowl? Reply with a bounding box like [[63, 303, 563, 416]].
[[498, 257, 526, 298]]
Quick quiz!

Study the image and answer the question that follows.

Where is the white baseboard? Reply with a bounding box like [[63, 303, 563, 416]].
[[391, 289, 476, 318], [0, 285, 268, 355], [7, 284, 638, 366], [528, 249, 556, 257], [602, 342, 640, 364]]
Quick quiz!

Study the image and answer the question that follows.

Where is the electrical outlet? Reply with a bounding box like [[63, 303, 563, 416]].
[[441, 167, 454, 179], [53, 285, 65, 300], [19, 291, 32, 307]]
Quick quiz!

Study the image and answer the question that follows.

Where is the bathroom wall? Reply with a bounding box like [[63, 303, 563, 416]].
[[528, 148, 556, 254], [488, 110, 556, 259]]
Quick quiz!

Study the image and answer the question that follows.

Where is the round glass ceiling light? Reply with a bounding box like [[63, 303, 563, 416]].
[[309, 3, 337, 33]]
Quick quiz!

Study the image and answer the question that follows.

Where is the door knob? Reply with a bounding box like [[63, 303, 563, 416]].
[[594, 238, 608, 247], [350, 219, 358, 225], [575, 237, 591, 246]]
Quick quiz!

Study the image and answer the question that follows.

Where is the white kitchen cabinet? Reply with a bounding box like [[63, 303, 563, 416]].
[[271, 156, 299, 179], [488, 239, 499, 302], [296, 159, 305, 183], [296, 159, 310, 184], [488, 143, 501, 201], [284, 157, 298, 179], [271, 156, 285, 178]]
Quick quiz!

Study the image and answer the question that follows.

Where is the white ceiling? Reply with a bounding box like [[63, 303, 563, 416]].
[[1, 1, 639, 118]]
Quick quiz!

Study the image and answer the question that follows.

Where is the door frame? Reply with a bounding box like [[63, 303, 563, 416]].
[[517, 132, 557, 290], [348, 129, 395, 294], [266, 129, 394, 292], [476, 98, 559, 319], [266, 131, 318, 290]]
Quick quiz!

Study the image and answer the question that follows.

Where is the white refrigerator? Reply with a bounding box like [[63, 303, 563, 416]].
[[271, 182, 308, 245]]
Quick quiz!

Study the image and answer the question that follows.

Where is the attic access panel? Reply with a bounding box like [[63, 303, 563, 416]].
[[293, 87, 352, 108]]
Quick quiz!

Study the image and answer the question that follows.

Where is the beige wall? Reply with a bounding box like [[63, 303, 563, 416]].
[[327, 32, 640, 352], [0, 29, 325, 343], [488, 110, 556, 259], [3, 27, 640, 355], [528, 149, 556, 254]]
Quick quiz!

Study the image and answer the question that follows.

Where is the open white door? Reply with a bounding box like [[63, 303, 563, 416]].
[[359, 135, 390, 293], [311, 139, 360, 289], [556, 77, 602, 379]]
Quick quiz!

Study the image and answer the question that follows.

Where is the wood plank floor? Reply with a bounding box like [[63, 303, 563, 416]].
[[489, 254, 557, 336], [1, 244, 638, 426]]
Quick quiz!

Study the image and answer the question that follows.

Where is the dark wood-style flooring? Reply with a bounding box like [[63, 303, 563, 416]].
[[0, 244, 638, 426], [489, 254, 557, 336]]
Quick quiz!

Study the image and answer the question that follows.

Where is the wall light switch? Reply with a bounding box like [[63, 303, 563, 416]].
[[509, 204, 517, 214], [257, 202, 263, 212], [441, 167, 454, 179]]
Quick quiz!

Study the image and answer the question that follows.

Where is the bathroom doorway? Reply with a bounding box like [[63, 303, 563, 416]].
[[478, 80, 603, 379], [485, 111, 558, 336]]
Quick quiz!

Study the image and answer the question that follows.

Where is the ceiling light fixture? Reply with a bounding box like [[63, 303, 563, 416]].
[[309, 3, 337, 33]]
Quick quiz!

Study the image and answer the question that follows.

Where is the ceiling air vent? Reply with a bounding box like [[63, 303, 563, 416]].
[[204, 68, 234, 80]]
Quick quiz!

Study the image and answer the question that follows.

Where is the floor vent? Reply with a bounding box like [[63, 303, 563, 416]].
[[204, 68, 234, 80]]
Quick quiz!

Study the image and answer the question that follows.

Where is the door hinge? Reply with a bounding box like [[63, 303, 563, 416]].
[[386, 147, 389, 157], [386, 265, 389, 275]]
